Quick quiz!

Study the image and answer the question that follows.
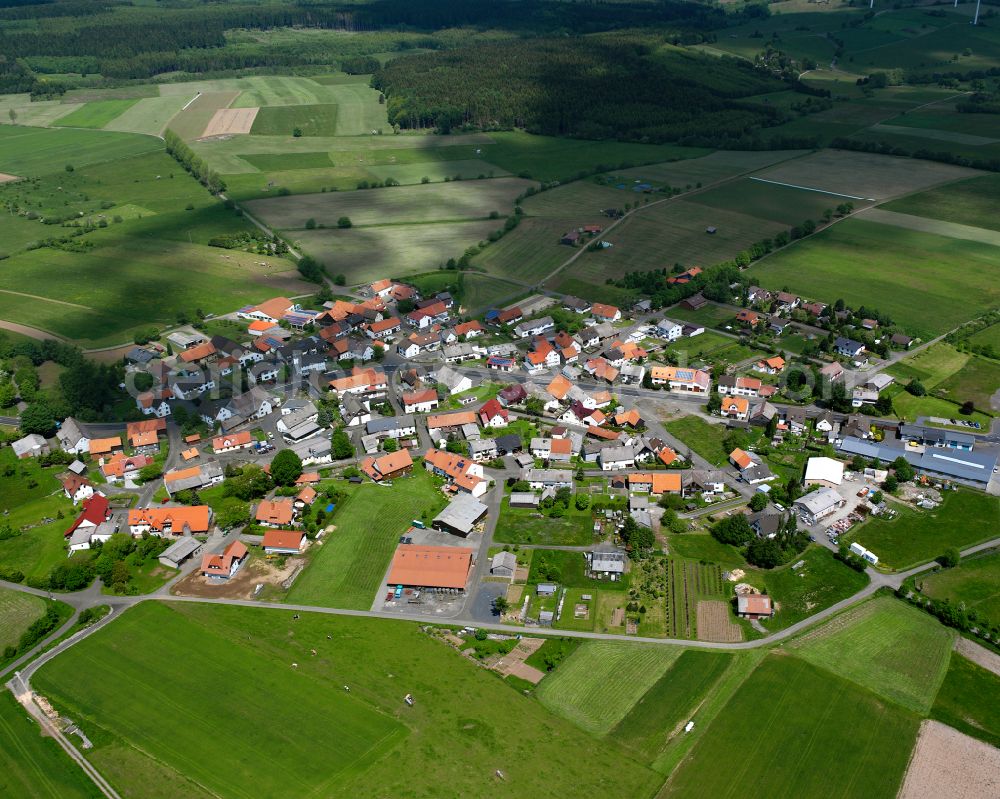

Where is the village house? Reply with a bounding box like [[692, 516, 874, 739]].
[[598, 445, 636, 471], [716, 375, 762, 398], [212, 430, 254, 454], [424, 448, 488, 497], [628, 472, 683, 496], [403, 388, 439, 414], [101, 453, 153, 484], [56, 417, 91, 454], [794, 487, 845, 525], [237, 297, 295, 325], [434, 365, 473, 395], [729, 448, 775, 485], [128, 506, 212, 537], [513, 316, 555, 339], [164, 462, 224, 496], [360, 449, 414, 482], [478, 398, 509, 428], [59, 472, 94, 503], [590, 303, 621, 323], [65, 495, 115, 553], [719, 395, 750, 421], [262, 529, 307, 555], [754, 356, 786, 375], [256, 497, 296, 528], [201, 540, 248, 579], [523, 468, 573, 491], [649, 366, 710, 394]]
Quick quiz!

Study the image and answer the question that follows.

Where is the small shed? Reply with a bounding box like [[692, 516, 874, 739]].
[[490, 551, 517, 578], [536, 582, 558, 596]]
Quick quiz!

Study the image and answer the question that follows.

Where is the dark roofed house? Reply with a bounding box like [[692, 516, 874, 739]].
[[891, 333, 914, 349], [561, 230, 580, 245], [682, 293, 707, 310], [494, 433, 523, 455]]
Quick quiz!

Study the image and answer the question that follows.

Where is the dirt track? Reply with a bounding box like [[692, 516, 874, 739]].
[[0, 173, 19, 183], [899, 720, 1000, 799], [954, 637, 1000, 677], [0, 320, 67, 341], [200, 107, 258, 138]]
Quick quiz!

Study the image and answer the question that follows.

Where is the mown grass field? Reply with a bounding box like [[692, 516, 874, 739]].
[[571, 199, 787, 280], [935, 355, 1000, 412], [0, 234, 306, 346], [749, 219, 1000, 338], [753, 148, 978, 201], [0, 126, 159, 176], [102, 94, 192, 137], [34, 602, 662, 799], [664, 416, 729, 467], [666, 532, 746, 568], [887, 342, 967, 387], [470, 217, 577, 284], [687, 178, 857, 226], [246, 177, 532, 229], [537, 641, 683, 735], [251, 104, 338, 137], [286, 470, 447, 609], [845, 490, 1000, 571], [0, 692, 101, 799], [787, 597, 954, 714], [920, 550, 1000, 628], [930, 653, 1000, 750], [884, 174, 1000, 233], [611, 650, 731, 762], [52, 100, 139, 130], [293, 219, 501, 285], [0, 586, 46, 651], [759, 547, 869, 633], [660, 655, 919, 799]]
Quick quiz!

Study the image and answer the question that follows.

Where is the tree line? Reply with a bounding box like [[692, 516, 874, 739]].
[[164, 130, 226, 195]]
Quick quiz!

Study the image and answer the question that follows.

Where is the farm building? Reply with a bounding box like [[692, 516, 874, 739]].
[[803, 457, 845, 488], [387, 545, 474, 592], [11, 434, 49, 459], [432, 494, 489, 537], [262, 529, 307, 555], [793, 487, 844, 525], [158, 537, 203, 570], [737, 594, 773, 619], [490, 551, 517, 578], [587, 547, 626, 579]]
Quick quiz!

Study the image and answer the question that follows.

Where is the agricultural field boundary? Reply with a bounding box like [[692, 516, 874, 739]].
[[859, 207, 1000, 247], [749, 176, 872, 201]]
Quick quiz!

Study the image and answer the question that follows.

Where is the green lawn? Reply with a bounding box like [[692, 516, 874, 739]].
[[0, 448, 62, 512], [930, 652, 1000, 750], [759, 547, 869, 633], [251, 104, 338, 137], [33, 601, 662, 799], [844, 490, 1000, 571], [666, 532, 746, 568], [285, 469, 447, 609], [493, 496, 595, 546], [527, 549, 629, 592], [52, 100, 139, 130], [886, 342, 968, 388], [935, 355, 1000, 414], [919, 550, 1000, 628], [661, 655, 919, 799], [537, 640, 683, 735], [749, 219, 1000, 338], [664, 416, 729, 467], [0, 126, 160, 177], [787, 597, 954, 714], [664, 302, 736, 329], [0, 505, 73, 584], [891, 391, 993, 428], [966, 322, 1000, 354], [0, 692, 102, 799], [611, 649, 732, 763], [0, 585, 47, 651]]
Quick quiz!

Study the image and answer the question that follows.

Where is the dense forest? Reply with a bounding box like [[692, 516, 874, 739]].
[[373, 36, 788, 143], [0, 0, 758, 89]]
